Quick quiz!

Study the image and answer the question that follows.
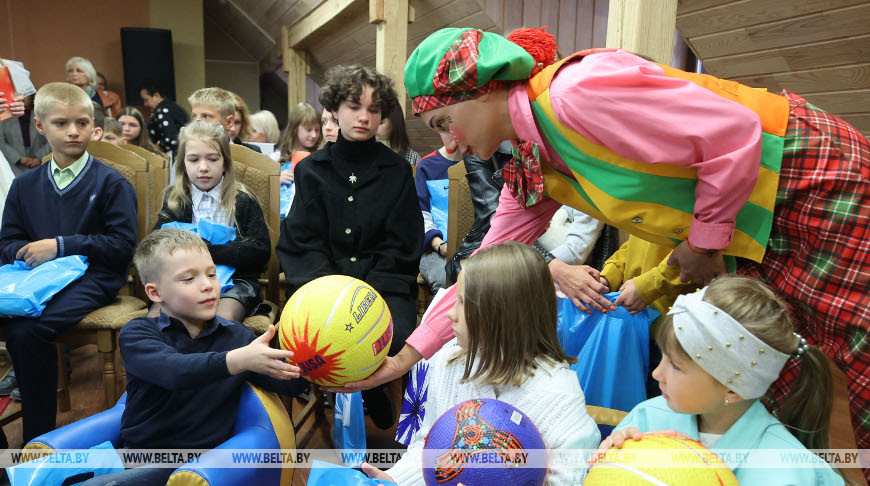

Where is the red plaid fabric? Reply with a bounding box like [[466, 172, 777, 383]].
[[503, 141, 545, 208], [411, 29, 505, 115], [741, 91, 870, 481]]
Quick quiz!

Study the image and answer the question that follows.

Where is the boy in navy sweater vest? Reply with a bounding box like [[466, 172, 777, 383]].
[[0, 83, 138, 442], [83, 229, 304, 485]]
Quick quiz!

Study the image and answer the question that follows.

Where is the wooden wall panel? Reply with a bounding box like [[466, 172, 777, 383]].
[[678, 0, 870, 137], [690, 3, 870, 58]]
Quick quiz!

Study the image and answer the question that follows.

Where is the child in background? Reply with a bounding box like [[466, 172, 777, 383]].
[[274, 102, 322, 180], [140, 84, 189, 154], [369, 242, 601, 485], [376, 103, 420, 166], [0, 82, 137, 442], [415, 145, 463, 292], [153, 120, 270, 322], [228, 92, 254, 145], [117, 106, 162, 154], [189, 87, 261, 153], [321, 108, 338, 143], [277, 64, 422, 429], [90, 101, 105, 141], [79, 228, 305, 486], [101, 118, 123, 146], [597, 276, 846, 485]]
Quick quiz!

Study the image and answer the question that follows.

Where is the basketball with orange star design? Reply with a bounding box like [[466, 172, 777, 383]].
[[278, 275, 394, 386]]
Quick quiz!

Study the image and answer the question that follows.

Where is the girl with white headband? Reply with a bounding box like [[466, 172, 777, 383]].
[[595, 275, 846, 485]]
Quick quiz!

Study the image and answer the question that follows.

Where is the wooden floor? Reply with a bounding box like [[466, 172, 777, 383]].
[[0, 345, 865, 486]]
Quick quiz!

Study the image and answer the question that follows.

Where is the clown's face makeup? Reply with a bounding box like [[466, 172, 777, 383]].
[[421, 94, 509, 160]]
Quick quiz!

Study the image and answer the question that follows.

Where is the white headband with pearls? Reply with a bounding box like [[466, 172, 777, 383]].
[[668, 288, 789, 399]]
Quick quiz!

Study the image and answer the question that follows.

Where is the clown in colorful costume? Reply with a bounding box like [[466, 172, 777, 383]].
[[340, 27, 870, 478]]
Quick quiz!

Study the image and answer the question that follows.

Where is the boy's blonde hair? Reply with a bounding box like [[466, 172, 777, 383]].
[[250, 110, 280, 143], [188, 87, 235, 119], [657, 275, 834, 452], [277, 102, 322, 162], [34, 82, 94, 120], [230, 92, 253, 142], [164, 119, 255, 227], [65, 56, 97, 88], [134, 228, 209, 284], [103, 117, 122, 136], [450, 241, 575, 386]]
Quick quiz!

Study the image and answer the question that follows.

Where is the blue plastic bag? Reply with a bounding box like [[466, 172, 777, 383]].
[[280, 162, 296, 220], [557, 293, 659, 416], [0, 255, 88, 318], [425, 179, 449, 242], [333, 392, 367, 467], [161, 221, 236, 292], [307, 460, 396, 486], [6, 440, 124, 486]]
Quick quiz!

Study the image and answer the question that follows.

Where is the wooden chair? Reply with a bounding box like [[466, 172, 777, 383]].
[[42, 142, 151, 410], [587, 405, 629, 427], [229, 144, 282, 334], [118, 144, 167, 231], [445, 161, 474, 286]]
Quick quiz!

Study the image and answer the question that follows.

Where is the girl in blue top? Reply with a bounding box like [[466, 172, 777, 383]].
[[595, 275, 848, 485]]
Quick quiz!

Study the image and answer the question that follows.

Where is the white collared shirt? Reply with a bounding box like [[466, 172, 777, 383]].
[[190, 178, 229, 226]]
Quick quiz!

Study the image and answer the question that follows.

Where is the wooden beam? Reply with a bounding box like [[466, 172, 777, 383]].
[[287, 0, 357, 48], [373, 0, 409, 113], [286, 48, 309, 111], [606, 0, 677, 65]]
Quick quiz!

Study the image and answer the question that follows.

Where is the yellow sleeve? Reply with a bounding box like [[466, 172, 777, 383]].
[[600, 240, 630, 292], [632, 251, 694, 305]]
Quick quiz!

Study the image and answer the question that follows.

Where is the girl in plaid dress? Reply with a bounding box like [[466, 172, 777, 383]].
[[335, 27, 870, 480]]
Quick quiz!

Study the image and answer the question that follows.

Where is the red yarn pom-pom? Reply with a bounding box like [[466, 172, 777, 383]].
[[507, 26, 558, 76]]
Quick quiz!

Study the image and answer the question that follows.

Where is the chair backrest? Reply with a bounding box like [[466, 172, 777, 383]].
[[586, 405, 629, 426], [446, 161, 473, 264], [229, 144, 281, 304], [118, 144, 166, 231], [44, 142, 149, 243]]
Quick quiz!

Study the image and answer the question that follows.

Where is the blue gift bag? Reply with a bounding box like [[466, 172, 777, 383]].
[[307, 460, 396, 486], [6, 441, 124, 486], [333, 392, 367, 467], [425, 179, 449, 242], [557, 293, 659, 415], [280, 162, 296, 220], [161, 221, 236, 292], [0, 255, 88, 318], [396, 360, 430, 446]]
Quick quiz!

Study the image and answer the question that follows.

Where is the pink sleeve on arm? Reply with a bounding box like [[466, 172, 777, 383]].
[[549, 51, 763, 250], [405, 186, 560, 358]]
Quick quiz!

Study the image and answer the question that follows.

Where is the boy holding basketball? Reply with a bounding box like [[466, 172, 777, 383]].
[[97, 228, 305, 486]]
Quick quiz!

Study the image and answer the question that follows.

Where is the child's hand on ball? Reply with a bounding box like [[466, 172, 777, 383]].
[[227, 325, 301, 379]]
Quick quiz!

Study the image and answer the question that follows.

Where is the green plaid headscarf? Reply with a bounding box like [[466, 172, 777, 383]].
[[405, 28, 536, 115]]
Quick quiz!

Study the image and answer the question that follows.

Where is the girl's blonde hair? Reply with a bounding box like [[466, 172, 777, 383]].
[[277, 102, 322, 162], [117, 106, 161, 154], [451, 241, 575, 386], [164, 120, 253, 228], [230, 92, 253, 143], [65, 56, 97, 88], [657, 275, 833, 451]]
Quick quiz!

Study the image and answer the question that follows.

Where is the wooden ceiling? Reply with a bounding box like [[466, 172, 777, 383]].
[[677, 0, 870, 137]]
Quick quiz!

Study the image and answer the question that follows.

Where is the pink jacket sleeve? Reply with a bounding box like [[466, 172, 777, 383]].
[[549, 50, 763, 250], [405, 186, 561, 358]]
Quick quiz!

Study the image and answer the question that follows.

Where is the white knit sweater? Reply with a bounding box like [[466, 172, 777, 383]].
[[388, 342, 601, 486]]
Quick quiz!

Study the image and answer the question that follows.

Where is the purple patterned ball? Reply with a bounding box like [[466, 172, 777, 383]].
[[423, 399, 547, 486]]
